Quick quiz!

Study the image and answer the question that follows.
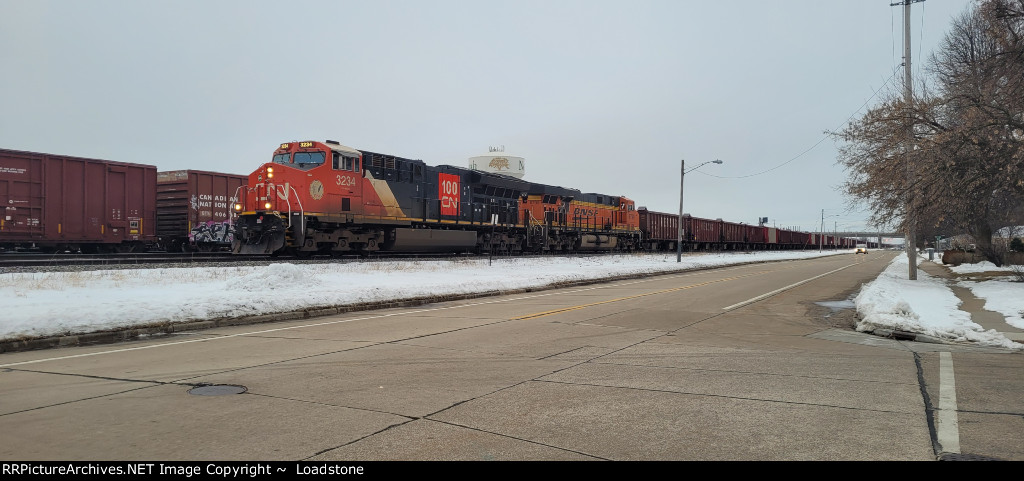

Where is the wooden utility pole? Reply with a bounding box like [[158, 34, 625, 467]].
[[893, 0, 923, 280]]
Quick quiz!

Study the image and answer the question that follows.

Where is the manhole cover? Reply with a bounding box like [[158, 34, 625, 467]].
[[188, 384, 247, 396], [940, 453, 1004, 461]]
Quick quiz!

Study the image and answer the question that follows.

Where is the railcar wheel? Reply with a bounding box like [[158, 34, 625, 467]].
[[115, 243, 140, 254]]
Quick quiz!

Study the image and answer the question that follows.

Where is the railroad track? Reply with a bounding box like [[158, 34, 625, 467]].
[[0, 249, 628, 270], [0, 251, 265, 269]]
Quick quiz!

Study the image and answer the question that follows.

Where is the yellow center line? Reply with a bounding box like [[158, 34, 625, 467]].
[[512, 270, 774, 321]]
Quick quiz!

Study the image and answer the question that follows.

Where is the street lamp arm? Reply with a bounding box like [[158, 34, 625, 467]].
[[677, 158, 723, 262], [684, 159, 723, 175]]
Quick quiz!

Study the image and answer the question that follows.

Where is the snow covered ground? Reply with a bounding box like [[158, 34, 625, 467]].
[[1, 249, 1021, 350], [854, 255, 1022, 349]]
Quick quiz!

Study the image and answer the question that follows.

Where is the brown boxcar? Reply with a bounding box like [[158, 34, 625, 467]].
[[637, 208, 679, 250], [156, 170, 247, 251], [640, 210, 771, 251], [720, 219, 746, 246], [777, 228, 800, 246], [689, 216, 720, 245], [0, 148, 156, 252], [743, 224, 765, 246]]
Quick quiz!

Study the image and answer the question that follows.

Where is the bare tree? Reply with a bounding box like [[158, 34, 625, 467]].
[[833, 0, 1024, 267]]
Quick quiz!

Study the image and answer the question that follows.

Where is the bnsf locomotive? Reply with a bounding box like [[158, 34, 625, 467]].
[[231, 140, 641, 256]]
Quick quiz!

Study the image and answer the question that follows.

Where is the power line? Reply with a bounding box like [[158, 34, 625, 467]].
[[696, 65, 903, 179], [892, 6, 898, 70], [918, 1, 925, 81]]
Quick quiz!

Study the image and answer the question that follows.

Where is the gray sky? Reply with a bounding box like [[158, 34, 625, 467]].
[[0, 0, 971, 234]]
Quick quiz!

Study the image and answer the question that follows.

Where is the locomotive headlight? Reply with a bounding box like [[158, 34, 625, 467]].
[[267, 173, 274, 178], [267, 167, 274, 173], [234, 203, 242, 211], [264, 202, 272, 209]]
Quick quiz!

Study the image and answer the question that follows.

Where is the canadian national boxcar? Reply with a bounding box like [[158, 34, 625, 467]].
[[0, 148, 157, 252], [156, 170, 247, 251]]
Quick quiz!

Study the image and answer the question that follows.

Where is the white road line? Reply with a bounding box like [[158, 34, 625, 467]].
[[721, 263, 857, 311], [937, 351, 961, 454]]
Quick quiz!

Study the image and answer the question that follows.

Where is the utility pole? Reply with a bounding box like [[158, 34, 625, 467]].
[[678, 159, 685, 262], [819, 209, 824, 253], [893, 0, 923, 280], [677, 159, 722, 262]]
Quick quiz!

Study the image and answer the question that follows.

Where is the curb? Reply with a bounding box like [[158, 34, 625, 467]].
[[868, 328, 1021, 347], [869, 328, 949, 344]]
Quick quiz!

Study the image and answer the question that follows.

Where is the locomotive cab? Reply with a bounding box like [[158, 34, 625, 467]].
[[232, 140, 364, 255]]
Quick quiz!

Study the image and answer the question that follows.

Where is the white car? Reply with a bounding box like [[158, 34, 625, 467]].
[[855, 245, 868, 254]]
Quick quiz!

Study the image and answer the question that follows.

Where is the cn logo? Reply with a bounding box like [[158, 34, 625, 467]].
[[438, 173, 460, 216]]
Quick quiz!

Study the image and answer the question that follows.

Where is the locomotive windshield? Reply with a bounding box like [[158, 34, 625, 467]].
[[271, 151, 326, 171], [295, 152, 325, 165]]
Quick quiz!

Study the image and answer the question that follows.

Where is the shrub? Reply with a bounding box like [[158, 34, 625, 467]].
[[1011, 237, 1024, 253]]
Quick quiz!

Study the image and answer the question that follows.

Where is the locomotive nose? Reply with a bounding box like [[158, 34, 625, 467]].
[[232, 214, 287, 255]]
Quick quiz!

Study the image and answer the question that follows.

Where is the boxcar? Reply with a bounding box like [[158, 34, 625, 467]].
[[0, 148, 157, 252], [720, 219, 746, 248], [743, 224, 765, 248], [638, 208, 679, 250], [689, 216, 720, 247], [156, 170, 247, 251], [777, 228, 799, 247]]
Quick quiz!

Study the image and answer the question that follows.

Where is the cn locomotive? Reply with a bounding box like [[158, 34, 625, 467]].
[[231, 140, 641, 256]]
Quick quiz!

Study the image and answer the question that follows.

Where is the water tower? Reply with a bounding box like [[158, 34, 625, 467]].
[[468, 146, 525, 178]]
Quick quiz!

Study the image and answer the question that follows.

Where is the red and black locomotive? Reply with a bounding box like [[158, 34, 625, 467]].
[[231, 140, 641, 256]]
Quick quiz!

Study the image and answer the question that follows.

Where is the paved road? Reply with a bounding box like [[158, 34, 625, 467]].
[[1, 251, 1020, 461]]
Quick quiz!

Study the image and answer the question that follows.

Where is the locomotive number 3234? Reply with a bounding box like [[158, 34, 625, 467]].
[[336, 175, 356, 187]]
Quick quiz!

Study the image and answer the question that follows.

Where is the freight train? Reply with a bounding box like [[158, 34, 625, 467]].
[[637, 208, 873, 251], [0, 144, 874, 256], [230, 140, 872, 256], [0, 148, 246, 253]]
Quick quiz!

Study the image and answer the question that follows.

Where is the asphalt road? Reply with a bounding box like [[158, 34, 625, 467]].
[[1, 251, 1021, 461]]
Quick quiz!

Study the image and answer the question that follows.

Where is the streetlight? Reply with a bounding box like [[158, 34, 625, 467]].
[[819, 210, 839, 252], [678, 159, 723, 262]]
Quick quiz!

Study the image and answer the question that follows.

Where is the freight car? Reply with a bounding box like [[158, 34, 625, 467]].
[[0, 148, 157, 253], [0, 148, 245, 253], [156, 170, 247, 252], [231, 140, 641, 256], [637, 207, 855, 251]]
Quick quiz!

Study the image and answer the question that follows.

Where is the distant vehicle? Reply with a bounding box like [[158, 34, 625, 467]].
[[855, 243, 868, 254]]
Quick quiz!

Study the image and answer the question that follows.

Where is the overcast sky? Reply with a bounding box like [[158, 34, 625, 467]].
[[0, 0, 971, 234]]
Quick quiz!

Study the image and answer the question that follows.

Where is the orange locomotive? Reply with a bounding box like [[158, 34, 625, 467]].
[[231, 140, 641, 256]]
